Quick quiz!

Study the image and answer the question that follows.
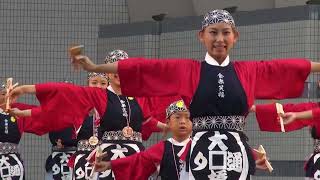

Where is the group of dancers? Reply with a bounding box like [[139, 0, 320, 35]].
[[2, 9, 320, 180]]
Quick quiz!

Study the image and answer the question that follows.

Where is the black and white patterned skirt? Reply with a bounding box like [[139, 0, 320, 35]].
[[72, 139, 98, 180], [47, 147, 76, 180], [188, 130, 255, 180], [97, 130, 144, 180], [305, 140, 320, 179], [73, 151, 98, 180], [0, 153, 24, 180], [305, 153, 320, 179]]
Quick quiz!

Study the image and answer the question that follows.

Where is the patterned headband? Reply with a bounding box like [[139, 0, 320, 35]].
[[104, 49, 129, 64], [201, 9, 235, 30], [87, 72, 108, 80], [166, 100, 188, 119]]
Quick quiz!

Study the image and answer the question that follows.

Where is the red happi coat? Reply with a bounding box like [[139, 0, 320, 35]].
[[107, 57, 310, 179], [118, 58, 310, 118], [29, 83, 176, 140]]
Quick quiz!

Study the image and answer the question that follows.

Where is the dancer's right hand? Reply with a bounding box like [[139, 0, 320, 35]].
[[0, 89, 6, 108], [249, 105, 256, 112], [8, 85, 35, 102], [93, 161, 112, 172], [9, 108, 31, 117], [8, 86, 24, 102], [255, 157, 269, 171], [71, 55, 97, 72], [280, 112, 297, 125]]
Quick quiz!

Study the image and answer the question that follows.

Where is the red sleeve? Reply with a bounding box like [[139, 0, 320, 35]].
[[18, 106, 69, 136], [118, 58, 201, 105], [313, 108, 320, 121], [251, 148, 258, 160], [16, 107, 46, 135], [16, 104, 46, 135], [283, 102, 318, 130], [256, 103, 315, 132], [312, 109, 320, 137], [136, 97, 152, 120], [111, 141, 165, 180], [14, 105, 76, 136], [33, 82, 107, 131], [283, 102, 320, 112], [137, 96, 182, 140], [147, 96, 182, 123], [255, 104, 281, 131], [141, 117, 159, 140], [136, 97, 158, 140], [11, 103, 37, 134], [234, 59, 311, 108], [11, 103, 37, 110]]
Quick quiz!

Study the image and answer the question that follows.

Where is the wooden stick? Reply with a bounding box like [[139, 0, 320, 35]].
[[252, 148, 265, 159], [258, 145, 273, 172], [275, 103, 285, 132], [68, 45, 84, 70], [5, 78, 13, 112], [90, 145, 102, 178], [68, 45, 84, 57], [4, 78, 18, 113], [12, 83, 19, 89]]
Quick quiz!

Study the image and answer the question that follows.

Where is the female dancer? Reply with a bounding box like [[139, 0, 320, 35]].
[[0, 86, 49, 179], [68, 9, 320, 179], [9, 50, 170, 180]]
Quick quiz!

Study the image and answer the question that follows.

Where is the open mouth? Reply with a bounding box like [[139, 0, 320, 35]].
[[179, 126, 187, 131], [213, 45, 226, 49]]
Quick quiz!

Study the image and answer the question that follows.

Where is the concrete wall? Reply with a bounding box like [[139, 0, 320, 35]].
[[127, 0, 311, 22], [192, 0, 275, 15], [127, 0, 196, 22]]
